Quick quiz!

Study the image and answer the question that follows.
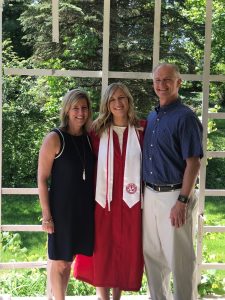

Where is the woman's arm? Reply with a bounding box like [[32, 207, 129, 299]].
[[37, 131, 60, 233]]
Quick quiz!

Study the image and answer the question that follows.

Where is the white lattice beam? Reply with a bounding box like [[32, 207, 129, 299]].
[[0, 0, 4, 230], [52, 0, 59, 43], [205, 189, 225, 196], [197, 0, 213, 284], [204, 226, 225, 233], [152, 0, 161, 68], [101, 0, 110, 95], [2, 188, 38, 194], [208, 112, 225, 119], [1, 225, 42, 231], [0, 261, 47, 269], [4, 68, 102, 78], [6, 68, 225, 82]]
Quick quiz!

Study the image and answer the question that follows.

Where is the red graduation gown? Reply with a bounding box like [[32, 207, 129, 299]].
[[74, 126, 144, 291]]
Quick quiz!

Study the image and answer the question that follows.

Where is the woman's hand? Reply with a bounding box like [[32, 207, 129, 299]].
[[42, 218, 54, 234]]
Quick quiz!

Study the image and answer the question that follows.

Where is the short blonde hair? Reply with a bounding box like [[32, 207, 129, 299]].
[[152, 62, 181, 80], [93, 82, 139, 136], [60, 89, 92, 132]]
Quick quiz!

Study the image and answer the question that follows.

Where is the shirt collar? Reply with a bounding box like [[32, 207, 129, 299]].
[[155, 97, 181, 114]]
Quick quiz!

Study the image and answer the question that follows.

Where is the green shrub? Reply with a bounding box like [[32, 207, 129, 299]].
[[198, 270, 225, 297], [0, 269, 47, 296]]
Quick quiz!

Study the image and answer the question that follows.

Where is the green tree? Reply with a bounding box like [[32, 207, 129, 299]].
[[17, 0, 211, 113], [19, 0, 102, 70], [2, 0, 225, 187], [3, 0, 33, 58], [2, 40, 51, 186]]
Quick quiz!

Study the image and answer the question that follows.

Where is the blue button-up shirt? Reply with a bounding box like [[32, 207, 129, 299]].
[[143, 99, 203, 184]]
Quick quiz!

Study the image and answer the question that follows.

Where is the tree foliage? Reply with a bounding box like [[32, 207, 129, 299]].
[[2, 0, 225, 187], [3, 0, 33, 57], [19, 0, 102, 70], [2, 41, 47, 186]]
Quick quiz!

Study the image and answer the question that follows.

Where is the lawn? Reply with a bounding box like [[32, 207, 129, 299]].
[[203, 117, 225, 290], [1, 193, 225, 296], [208, 119, 225, 151], [1, 195, 47, 262]]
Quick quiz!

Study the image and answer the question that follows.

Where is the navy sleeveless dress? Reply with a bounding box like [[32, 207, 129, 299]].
[[48, 128, 94, 261]]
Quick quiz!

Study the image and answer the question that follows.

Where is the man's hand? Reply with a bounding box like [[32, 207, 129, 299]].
[[170, 201, 187, 228]]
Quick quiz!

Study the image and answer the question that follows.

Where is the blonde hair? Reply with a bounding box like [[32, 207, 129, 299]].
[[152, 62, 181, 80], [93, 82, 139, 136], [60, 89, 92, 132]]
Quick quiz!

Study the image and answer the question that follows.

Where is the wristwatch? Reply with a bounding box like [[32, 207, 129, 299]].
[[177, 194, 189, 204]]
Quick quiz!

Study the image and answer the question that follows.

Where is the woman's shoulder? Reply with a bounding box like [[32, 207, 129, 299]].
[[39, 129, 62, 156], [43, 129, 61, 143]]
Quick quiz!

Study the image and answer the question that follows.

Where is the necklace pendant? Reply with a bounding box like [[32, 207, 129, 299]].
[[83, 169, 86, 181]]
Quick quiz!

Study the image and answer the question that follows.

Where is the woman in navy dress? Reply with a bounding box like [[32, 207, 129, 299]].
[[38, 89, 94, 300]]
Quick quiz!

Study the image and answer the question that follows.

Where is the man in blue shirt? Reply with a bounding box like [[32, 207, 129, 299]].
[[143, 63, 203, 300]]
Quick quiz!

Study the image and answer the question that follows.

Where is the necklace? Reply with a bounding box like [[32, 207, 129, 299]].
[[71, 135, 86, 181]]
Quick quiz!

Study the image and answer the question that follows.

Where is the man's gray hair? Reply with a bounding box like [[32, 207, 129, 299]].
[[152, 62, 181, 79]]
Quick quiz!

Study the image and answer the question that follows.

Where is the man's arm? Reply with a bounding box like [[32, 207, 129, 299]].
[[170, 156, 201, 228]]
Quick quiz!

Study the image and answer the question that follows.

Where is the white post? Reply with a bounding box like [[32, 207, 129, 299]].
[[52, 0, 59, 43], [196, 0, 213, 285], [101, 0, 110, 96], [46, 1, 58, 297], [0, 0, 4, 233], [152, 0, 161, 70]]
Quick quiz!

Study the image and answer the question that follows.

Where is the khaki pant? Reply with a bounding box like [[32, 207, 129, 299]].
[[143, 187, 198, 300]]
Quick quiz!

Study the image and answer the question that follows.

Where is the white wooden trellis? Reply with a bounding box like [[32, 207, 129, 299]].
[[0, 0, 3, 239], [1, 0, 225, 298], [52, 0, 59, 43]]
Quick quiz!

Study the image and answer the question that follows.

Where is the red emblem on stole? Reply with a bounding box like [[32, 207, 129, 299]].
[[126, 183, 137, 194]]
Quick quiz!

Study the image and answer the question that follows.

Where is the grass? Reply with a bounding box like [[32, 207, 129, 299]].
[[204, 197, 225, 226], [202, 196, 225, 284], [0, 268, 47, 296], [2, 195, 41, 225], [208, 119, 225, 151], [204, 118, 225, 284], [1, 193, 225, 296], [206, 119, 225, 189], [1, 195, 47, 261]]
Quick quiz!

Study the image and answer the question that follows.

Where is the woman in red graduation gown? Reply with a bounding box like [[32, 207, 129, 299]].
[[74, 82, 144, 300]]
